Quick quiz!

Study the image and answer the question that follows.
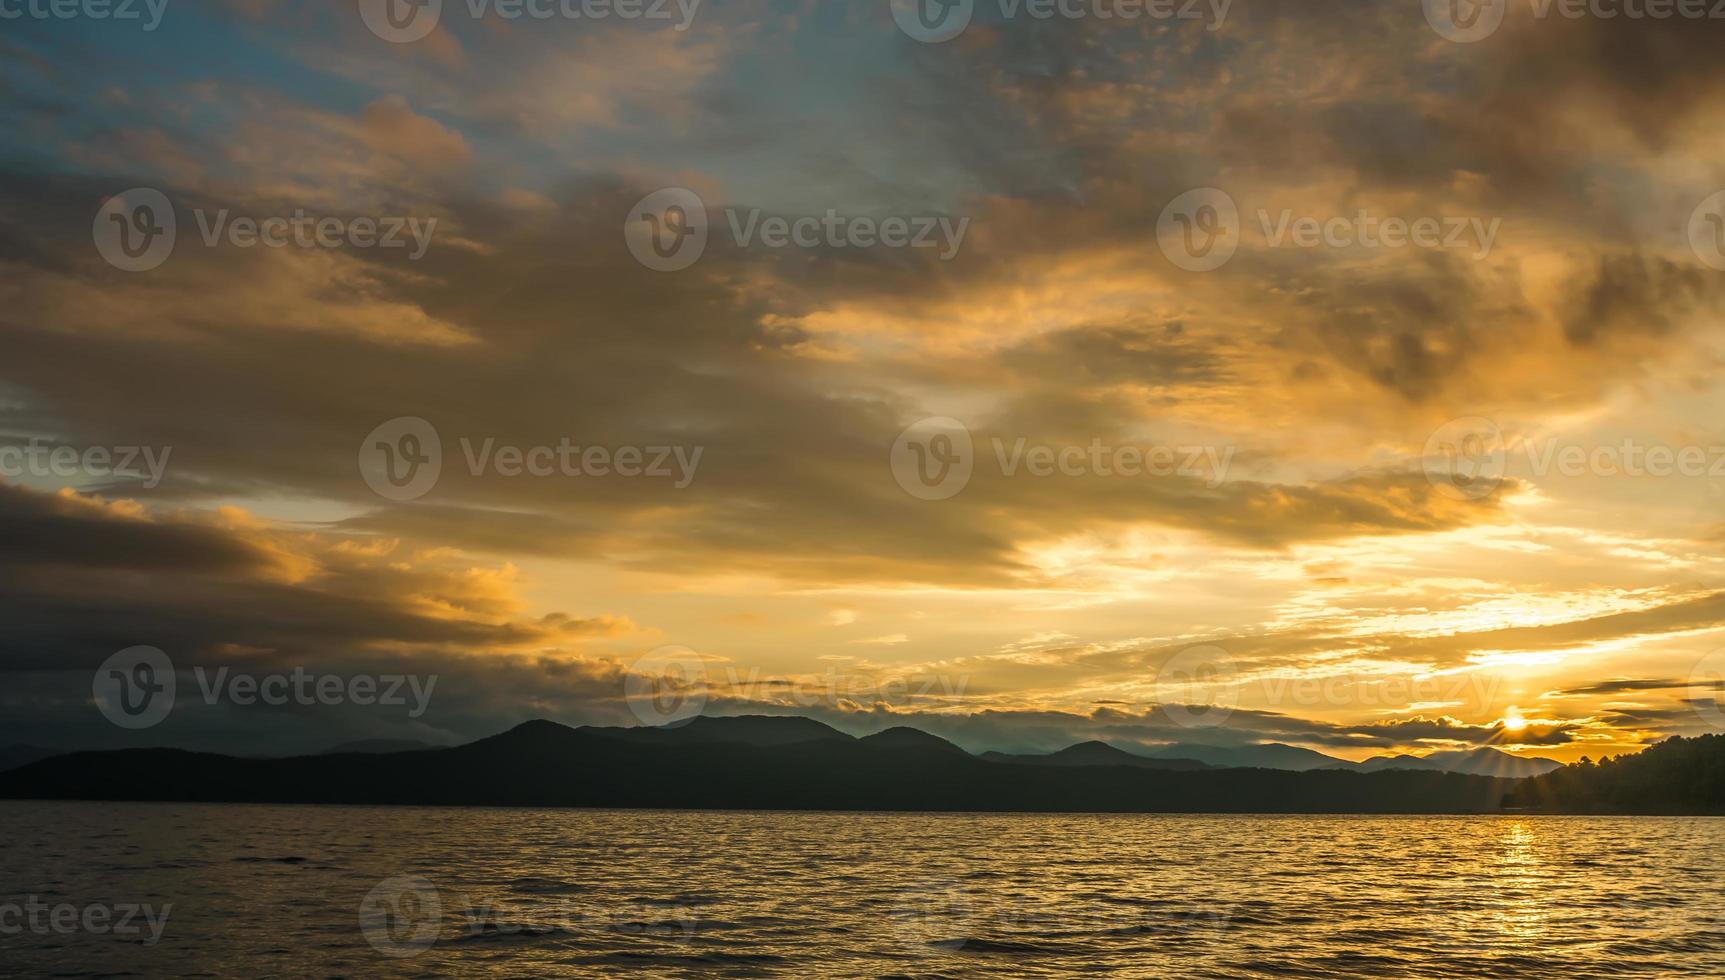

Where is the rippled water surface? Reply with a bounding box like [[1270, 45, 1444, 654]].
[[4, 801, 1725, 977]]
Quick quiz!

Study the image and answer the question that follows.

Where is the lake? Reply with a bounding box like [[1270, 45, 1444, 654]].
[[3, 801, 1723, 977]]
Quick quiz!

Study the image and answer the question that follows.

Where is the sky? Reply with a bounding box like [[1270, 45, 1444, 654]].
[[3, 0, 1725, 761]]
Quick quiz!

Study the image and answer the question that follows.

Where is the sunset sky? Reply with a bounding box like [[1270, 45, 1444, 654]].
[[4, 0, 1725, 762]]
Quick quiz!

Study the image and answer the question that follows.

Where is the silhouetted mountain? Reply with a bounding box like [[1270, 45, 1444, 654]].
[[982, 741, 1211, 771], [1505, 734, 1725, 814], [1321, 748, 1561, 777], [1343, 755, 1445, 773], [0, 716, 1528, 813], [1419, 747, 1562, 778], [319, 738, 434, 755], [859, 726, 967, 754], [0, 745, 59, 772], [583, 714, 850, 748], [1149, 742, 1349, 771]]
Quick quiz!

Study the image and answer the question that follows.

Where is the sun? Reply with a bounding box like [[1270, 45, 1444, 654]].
[[1501, 706, 1528, 732]]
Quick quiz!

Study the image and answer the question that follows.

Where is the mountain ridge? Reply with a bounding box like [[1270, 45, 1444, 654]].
[[0, 715, 1582, 814]]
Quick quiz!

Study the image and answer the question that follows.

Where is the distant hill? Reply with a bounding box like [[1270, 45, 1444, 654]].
[[859, 726, 967, 754], [1326, 748, 1561, 778], [1418, 747, 1562, 778], [0, 745, 59, 772], [583, 715, 850, 748], [0, 716, 1528, 813], [320, 739, 435, 755], [1505, 733, 1725, 814], [982, 741, 1211, 771], [1149, 742, 1349, 772]]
